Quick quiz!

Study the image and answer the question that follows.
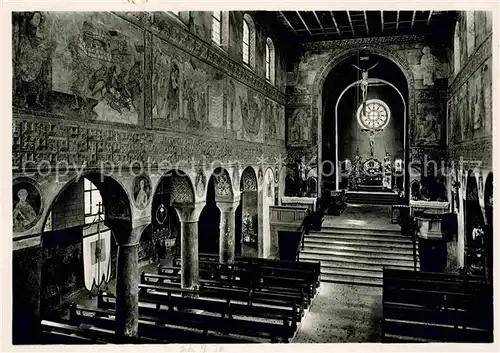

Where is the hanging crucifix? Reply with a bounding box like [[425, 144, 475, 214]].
[[352, 62, 379, 115], [362, 128, 383, 157]]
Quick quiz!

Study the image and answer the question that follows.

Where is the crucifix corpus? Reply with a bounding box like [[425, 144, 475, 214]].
[[352, 62, 379, 115], [361, 128, 383, 157]]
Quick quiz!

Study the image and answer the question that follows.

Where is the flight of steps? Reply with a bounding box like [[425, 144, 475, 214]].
[[300, 226, 419, 286], [346, 191, 401, 205]]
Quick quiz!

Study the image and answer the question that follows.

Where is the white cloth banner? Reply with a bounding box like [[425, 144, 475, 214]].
[[83, 222, 112, 291]]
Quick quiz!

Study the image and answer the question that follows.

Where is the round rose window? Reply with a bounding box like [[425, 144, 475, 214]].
[[356, 99, 391, 130]]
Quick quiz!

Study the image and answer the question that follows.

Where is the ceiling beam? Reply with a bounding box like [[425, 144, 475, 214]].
[[313, 11, 326, 34], [279, 11, 297, 34], [346, 11, 355, 36], [427, 10, 433, 25], [330, 11, 341, 36], [363, 11, 369, 34], [411, 10, 416, 28], [381, 11, 384, 32], [296, 11, 312, 37], [396, 10, 400, 31]]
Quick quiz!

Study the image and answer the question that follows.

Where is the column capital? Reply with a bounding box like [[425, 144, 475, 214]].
[[174, 202, 205, 223], [216, 199, 240, 213], [107, 221, 148, 247]]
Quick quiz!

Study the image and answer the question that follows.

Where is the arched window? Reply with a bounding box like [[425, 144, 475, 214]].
[[454, 20, 461, 76], [265, 37, 275, 85], [242, 14, 256, 69], [84, 178, 105, 224], [466, 11, 475, 56], [356, 99, 390, 130], [212, 11, 222, 46], [243, 19, 250, 64]]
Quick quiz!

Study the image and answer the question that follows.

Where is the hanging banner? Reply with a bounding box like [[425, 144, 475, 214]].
[[83, 222, 112, 291]]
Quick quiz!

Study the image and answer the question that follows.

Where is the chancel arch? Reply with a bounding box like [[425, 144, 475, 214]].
[[319, 52, 409, 198]]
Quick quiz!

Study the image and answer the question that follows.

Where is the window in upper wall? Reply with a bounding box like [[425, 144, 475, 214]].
[[242, 14, 256, 69], [84, 178, 104, 225], [265, 37, 275, 85], [454, 21, 461, 76], [212, 11, 222, 46], [466, 11, 475, 56], [243, 19, 250, 65]]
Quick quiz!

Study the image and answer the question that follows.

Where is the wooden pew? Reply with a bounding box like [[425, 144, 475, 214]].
[[143, 272, 305, 320], [41, 319, 108, 344], [166, 260, 314, 304], [69, 303, 250, 343], [382, 268, 493, 343], [184, 253, 321, 289], [97, 290, 294, 343]]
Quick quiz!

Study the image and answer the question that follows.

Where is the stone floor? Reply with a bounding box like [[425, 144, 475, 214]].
[[322, 204, 399, 231], [293, 282, 383, 343]]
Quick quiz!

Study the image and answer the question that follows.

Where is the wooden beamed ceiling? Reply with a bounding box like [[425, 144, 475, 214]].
[[265, 10, 455, 42]]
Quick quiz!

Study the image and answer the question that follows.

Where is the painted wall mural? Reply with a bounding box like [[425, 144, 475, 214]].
[[133, 174, 151, 209], [410, 46, 447, 87], [414, 100, 445, 146], [195, 168, 206, 198], [13, 180, 42, 233], [287, 107, 310, 147], [13, 12, 145, 125], [12, 12, 57, 110]]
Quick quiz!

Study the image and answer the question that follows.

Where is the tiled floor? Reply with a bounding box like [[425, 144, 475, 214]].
[[323, 204, 399, 231], [293, 282, 383, 343]]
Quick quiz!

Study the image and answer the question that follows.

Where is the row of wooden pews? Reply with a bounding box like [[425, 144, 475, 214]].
[[382, 268, 494, 343], [41, 255, 321, 344]]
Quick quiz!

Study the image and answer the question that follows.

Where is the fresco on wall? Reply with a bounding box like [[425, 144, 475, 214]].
[[12, 12, 57, 110], [223, 77, 234, 130], [233, 83, 264, 142], [481, 58, 492, 134], [43, 12, 145, 125], [456, 82, 469, 142], [153, 36, 228, 134], [133, 174, 151, 210], [414, 102, 444, 146], [152, 41, 181, 128], [407, 46, 448, 88], [13, 181, 42, 233], [287, 107, 310, 147], [195, 168, 206, 198], [208, 73, 225, 129], [411, 47, 447, 86]]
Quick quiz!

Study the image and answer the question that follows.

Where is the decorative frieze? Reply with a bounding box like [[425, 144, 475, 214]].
[[301, 34, 428, 51], [12, 115, 286, 172]]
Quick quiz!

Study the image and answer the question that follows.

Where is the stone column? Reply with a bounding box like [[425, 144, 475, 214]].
[[111, 223, 146, 343], [217, 200, 239, 263], [13, 244, 42, 344], [174, 204, 204, 289]]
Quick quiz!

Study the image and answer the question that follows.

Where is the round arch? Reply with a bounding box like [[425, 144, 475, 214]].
[[152, 169, 196, 206], [333, 77, 407, 190], [311, 46, 414, 197], [38, 172, 133, 233]]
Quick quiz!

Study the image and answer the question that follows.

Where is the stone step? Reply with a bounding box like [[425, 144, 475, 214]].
[[320, 272, 382, 286], [321, 266, 383, 279], [299, 252, 418, 268], [303, 243, 416, 256], [301, 247, 416, 261], [306, 233, 412, 244], [315, 226, 403, 236], [304, 237, 415, 250], [317, 259, 418, 272]]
